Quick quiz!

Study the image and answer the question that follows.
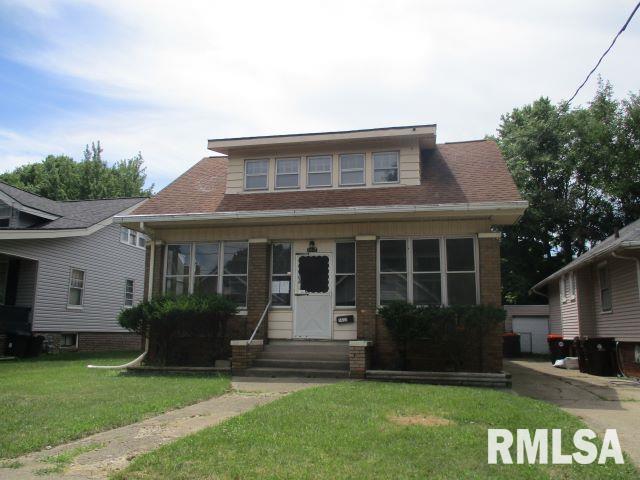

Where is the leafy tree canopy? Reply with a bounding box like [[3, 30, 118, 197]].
[[0, 141, 154, 200], [497, 78, 640, 304]]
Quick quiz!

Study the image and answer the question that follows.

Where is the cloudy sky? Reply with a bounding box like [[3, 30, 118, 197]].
[[0, 1, 638, 190]]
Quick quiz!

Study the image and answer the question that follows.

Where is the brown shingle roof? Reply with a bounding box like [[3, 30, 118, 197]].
[[132, 140, 521, 216]]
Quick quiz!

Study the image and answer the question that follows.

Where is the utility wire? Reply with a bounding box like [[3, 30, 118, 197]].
[[568, 1, 640, 103]]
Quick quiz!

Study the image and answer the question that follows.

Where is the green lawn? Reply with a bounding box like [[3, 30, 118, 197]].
[[0, 352, 230, 459], [116, 382, 637, 480]]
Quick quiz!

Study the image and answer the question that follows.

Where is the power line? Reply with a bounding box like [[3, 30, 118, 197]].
[[568, 1, 640, 104]]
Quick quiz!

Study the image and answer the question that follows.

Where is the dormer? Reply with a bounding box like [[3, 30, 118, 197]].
[[207, 125, 437, 194]]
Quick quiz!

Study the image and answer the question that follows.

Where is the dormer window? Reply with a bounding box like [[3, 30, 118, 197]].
[[307, 155, 332, 187], [275, 158, 300, 189], [339, 153, 365, 186], [244, 159, 269, 190], [373, 151, 399, 183]]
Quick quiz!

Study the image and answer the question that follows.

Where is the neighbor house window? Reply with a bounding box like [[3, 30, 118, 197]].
[[378, 237, 477, 306], [335, 241, 356, 307], [120, 227, 148, 249], [165, 244, 191, 296], [124, 279, 134, 307], [164, 242, 249, 308], [68, 269, 85, 307], [244, 159, 269, 190], [339, 153, 365, 186], [307, 155, 332, 187], [0, 204, 10, 228], [271, 242, 292, 306], [275, 158, 300, 189], [598, 264, 612, 312], [560, 272, 576, 303], [373, 151, 399, 183], [61, 333, 77, 348]]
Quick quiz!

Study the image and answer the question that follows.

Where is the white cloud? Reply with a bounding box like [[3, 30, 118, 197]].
[[2, 0, 639, 188]]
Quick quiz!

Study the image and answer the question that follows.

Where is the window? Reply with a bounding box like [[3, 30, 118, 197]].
[[222, 242, 249, 306], [413, 239, 441, 305], [165, 244, 191, 296], [0, 204, 10, 228], [244, 159, 269, 190], [598, 264, 612, 312], [193, 243, 219, 295], [378, 237, 477, 306], [379, 239, 408, 304], [61, 333, 77, 348], [164, 242, 249, 308], [560, 272, 576, 303], [307, 155, 332, 187], [335, 241, 356, 307], [446, 238, 477, 305], [275, 158, 300, 189], [124, 279, 134, 307], [271, 242, 292, 306], [339, 153, 365, 186], [120, 227, 148, 249], [373, 151, 399, 183], [68, 269, 85, 307]]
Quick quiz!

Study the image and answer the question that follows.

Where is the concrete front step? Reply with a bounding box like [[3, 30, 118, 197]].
[[243, 367, 350, 378], [254, 358, 349, 370], [259, 350, 349, 361]]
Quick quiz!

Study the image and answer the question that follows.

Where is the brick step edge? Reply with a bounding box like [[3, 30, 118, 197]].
[[241, 367, 350, 378]]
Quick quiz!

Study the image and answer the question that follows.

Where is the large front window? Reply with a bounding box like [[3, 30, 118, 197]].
[[378, 237, 477, 306], [165, 242, 248, 308]]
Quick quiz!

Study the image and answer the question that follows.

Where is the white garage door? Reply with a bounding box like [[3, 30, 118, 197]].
[[512, 316, 549, 354]]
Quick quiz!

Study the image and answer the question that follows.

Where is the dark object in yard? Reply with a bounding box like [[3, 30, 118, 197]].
[[503, 333, 521, 358], [7, 334, 30, 357], [575, 337, 618, 376], [27, 335, 44, 357], [547, 335, 573, 364]]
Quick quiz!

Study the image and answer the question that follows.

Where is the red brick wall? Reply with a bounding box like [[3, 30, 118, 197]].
[[356, 239, 377, 341], [618, 342, 640, 378], [247, 242, 270, 339], [35, 332, 143, 352]]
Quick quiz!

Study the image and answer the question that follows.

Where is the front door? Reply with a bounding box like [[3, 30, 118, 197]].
[[294, 253, 332, 339]]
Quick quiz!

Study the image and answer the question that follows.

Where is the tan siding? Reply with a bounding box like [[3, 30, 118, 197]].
[[560, 285, 579, 338], [267, 310, 293, 339], [548, 282, 562, 335], [576, 266, 596, 336], [593, 257, 640, 341]]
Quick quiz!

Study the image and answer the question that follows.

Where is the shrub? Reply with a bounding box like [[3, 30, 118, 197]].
[[118, 294, 238, 365], [378, 302, 505, 370]]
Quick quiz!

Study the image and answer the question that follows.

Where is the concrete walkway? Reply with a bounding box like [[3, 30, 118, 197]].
[[2, 377, 338, 480], [505, 359, 640, 466]]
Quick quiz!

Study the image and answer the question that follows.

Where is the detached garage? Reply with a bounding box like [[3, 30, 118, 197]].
[[504, 305, 550, 355]]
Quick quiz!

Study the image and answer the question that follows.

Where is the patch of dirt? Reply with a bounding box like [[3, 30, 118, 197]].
[[388, 414, 453, 427]]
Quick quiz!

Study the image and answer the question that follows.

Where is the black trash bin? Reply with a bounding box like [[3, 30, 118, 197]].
[[578, 337, 617, 376], [27, 335, 44, 357], [7, 334, 31, 358], [547, 335, 572, 364], [503, 333, 521, 358]]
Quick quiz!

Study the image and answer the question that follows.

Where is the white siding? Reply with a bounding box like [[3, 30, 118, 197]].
[[0, 224, 145, 333]]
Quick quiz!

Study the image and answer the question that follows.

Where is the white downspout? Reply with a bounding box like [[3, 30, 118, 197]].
[[87, 240, 156, 370]]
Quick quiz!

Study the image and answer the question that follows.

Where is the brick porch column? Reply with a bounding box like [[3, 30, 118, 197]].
[[478, 233, 503, 372], [246, 239, 270, 339], [355, 236, 377, 341]]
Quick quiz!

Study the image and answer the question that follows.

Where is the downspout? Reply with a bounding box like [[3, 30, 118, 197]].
[[87, 239, 156, 370], [611, 250, 640, 378]]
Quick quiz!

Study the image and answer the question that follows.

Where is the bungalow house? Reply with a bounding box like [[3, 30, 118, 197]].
[[531, 219, 640, 377], [116, 125, 527, 377], [0, 181, 147, 354]]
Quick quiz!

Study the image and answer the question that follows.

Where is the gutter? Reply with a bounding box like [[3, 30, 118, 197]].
[[114, 200, 529, 225]]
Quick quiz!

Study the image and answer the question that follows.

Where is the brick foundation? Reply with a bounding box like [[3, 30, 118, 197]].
[[356, 238, 377, 341], [34, 332, 143, 353], [618, 342, 640, 378], [247, 241, 270, 339], [349, 340, 372, 378], [231, 340, 264, 374]]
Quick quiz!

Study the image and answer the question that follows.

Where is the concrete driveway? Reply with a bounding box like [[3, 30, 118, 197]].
[[505, 359, 640, 466]]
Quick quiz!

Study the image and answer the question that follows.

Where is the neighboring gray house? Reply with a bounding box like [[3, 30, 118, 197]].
[[0, 181, 147, 353], [532, 218, 640, 377]]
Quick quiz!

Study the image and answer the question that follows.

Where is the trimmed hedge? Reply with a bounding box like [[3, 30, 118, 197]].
[[378, 302, 505, 370], [118, 294, 238, 366]]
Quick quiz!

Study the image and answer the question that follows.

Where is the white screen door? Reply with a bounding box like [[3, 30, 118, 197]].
[[294, 253, 332, 339]]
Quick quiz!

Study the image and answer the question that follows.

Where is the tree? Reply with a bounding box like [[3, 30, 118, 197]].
[[497, 79, 640, 304], [0, 142, 154, 201]]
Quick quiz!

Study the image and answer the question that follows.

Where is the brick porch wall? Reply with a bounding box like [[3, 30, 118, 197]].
[[356, 238, 377, 341], [478, 236, 504, 372], [246, 241, 270, 339]]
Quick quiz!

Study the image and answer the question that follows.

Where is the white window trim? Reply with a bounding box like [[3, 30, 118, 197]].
[[164, 241, 249, 310], [124, 278, 134, 308], [372, 151, 400, 185], [67, 268, 85, 309], [270, 241, 293, 309], [120, 227, 147, 250], [306, 155, 333, 188], [60, 332, 78, 349], [560, 272, 576, 303], [376, 235, 479, 307], [244, 158, 269, 191], [339, 153, 366, 186], [335, 240, 357, 309], [275, 157, 301, 190], [597, 262, 612, 313]]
